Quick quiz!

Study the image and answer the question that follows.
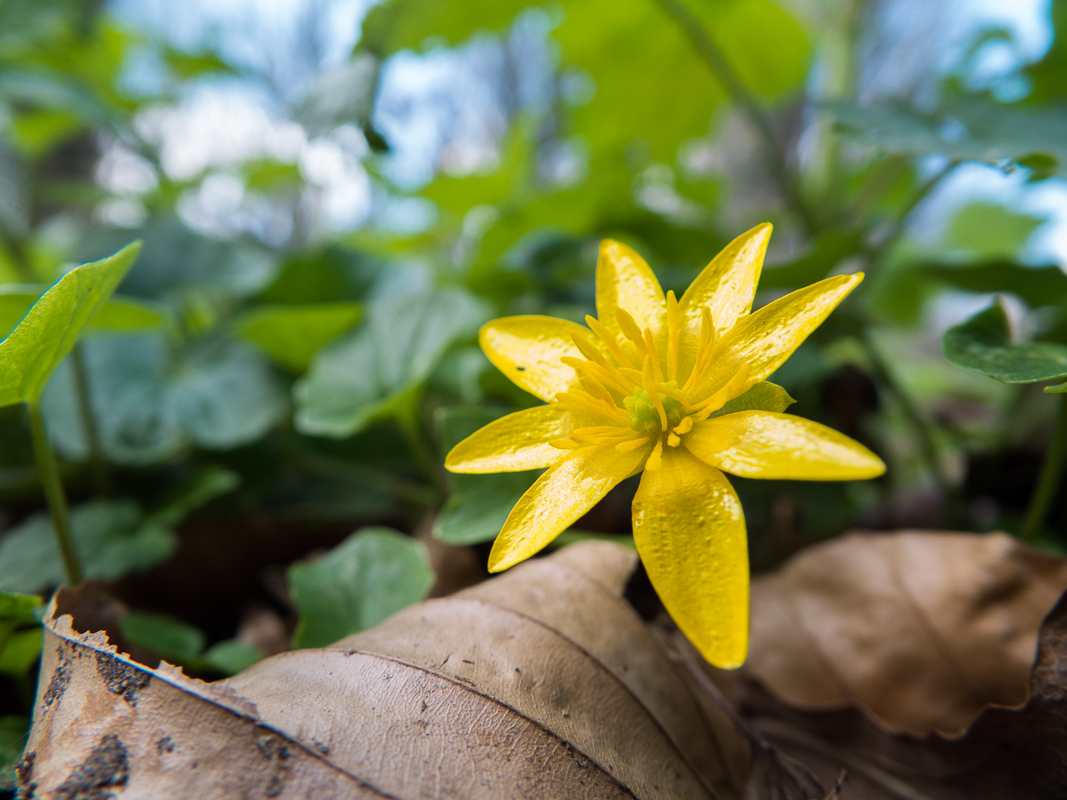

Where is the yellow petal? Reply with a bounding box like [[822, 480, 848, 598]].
[[692, 272, 864, 401], [488, 444, 647, 572], [679, 223, 771, 337], [685, 410, 886, 480], [445, 404, 584, 474], [632, 446, 748, 669], [595, 240, 666, 356], [480, 316, 588, 402]]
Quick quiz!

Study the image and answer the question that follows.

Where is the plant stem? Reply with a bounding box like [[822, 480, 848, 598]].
[[653, 0, 819, 235], [28, 403, 84, 585], [70, 343, 111, 494], [1020, 393, 1067, 541], [658, 0, 965, 522]]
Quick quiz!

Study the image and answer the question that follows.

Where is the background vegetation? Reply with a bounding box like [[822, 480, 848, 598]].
[[3, 0, 1067, 790]]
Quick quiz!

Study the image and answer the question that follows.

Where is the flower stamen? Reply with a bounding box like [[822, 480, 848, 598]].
[[616, 307, 647, 351], [666, 290, 680, 381], [586, 315, 637, 368], [615, 435, 652, 454], [643, 356, 669, 432], [691, 364, 752, 421], [683, 306, 717, 392], [557, 390, 628, 421]]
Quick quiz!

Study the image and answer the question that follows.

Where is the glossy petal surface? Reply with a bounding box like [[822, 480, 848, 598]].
[[679, 223, 771, 337], [686, 410, 885, 480], [489, 444, 647, 572], [632, 446, 748, 668], [691, 273, 864, 401], [596, 240, 666, 352], [445, 404, 579, 473], [479, 316, 587, 402]]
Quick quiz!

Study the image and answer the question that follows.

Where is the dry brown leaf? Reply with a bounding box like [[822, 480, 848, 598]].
[[744, 531, 1067, 737], [19, 542, 817, 800], [732, 588, 1067, 800]]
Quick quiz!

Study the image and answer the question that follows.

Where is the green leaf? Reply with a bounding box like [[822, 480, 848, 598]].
[[202, 639, 264, 675], [0, 591, 41, 626], [0, 500, 177, 593], [0, 241, 141, 408], [945, 202, 1046, 259], [943, 298, 1067, 384], [924, 259, 1067, 309], [1023, 0, 1067, 103], [288, 527, 435, 649], [826, 97, 1067, 174], [0, 590, 41, 666], [121, 611, 206, 664], [0, 629, 42, 677], [295, 288, 490, 438], [0, 285, 166, 339], [41, 335, 288, 464], [433, 407, 540, 545], [79, 221, 277, 301], [364, 0, 809, 162], [168, 338, 289, 448], [710, 381, 796, 418], [233, 302, 363, 372]]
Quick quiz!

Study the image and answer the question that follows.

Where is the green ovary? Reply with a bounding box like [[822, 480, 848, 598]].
[[625, 388, 683, 434]]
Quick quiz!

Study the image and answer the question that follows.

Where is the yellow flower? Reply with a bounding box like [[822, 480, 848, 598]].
[[445, 224, 885, 668]]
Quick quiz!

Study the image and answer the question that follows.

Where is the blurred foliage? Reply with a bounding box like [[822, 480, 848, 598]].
[[3, 0, 1067, 784]]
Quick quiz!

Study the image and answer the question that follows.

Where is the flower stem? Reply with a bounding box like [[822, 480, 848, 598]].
[[70, 343, 112, 494], [1020, 393, 1067, 542], [28, 403, 84, 585]]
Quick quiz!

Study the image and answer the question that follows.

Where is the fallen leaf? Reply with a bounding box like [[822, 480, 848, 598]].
[[745, 531, 1067, 736], [20, 542, 818, 799], [686, 530, 1067, 800], [729, 587, 1067, 800]]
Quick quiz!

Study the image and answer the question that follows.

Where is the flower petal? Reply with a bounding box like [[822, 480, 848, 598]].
[[685, 410, 886, 480], [633, 446, 748, 669], [679, 223, 771, 337], [480, 316, 587, 402], [692, 272, 864, 401], [596, 240, 666, 347], [488, 444, 648, 572], [445, 404, 586, 473]]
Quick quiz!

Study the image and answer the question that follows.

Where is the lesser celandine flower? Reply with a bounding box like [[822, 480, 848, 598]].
[[445, 224, 885, 668]]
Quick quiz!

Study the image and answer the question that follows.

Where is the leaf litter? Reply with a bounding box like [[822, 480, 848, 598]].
[[18, 533, 1067, 799]]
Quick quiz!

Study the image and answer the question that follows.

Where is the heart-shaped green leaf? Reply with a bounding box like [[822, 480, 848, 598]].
[[288, 527, 435, 649], [232, 302, 362, 372], [295, 288, 489, 438], [943, 298, 1067, 384]]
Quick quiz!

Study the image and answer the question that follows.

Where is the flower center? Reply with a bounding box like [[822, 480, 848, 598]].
[[625, 385, 683, 434], [549, 292, 751, 464]]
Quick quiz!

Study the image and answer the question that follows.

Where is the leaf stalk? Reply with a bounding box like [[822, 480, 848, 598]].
[[28, 403, 84, 585], [1020, 393, 1067, 541]]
